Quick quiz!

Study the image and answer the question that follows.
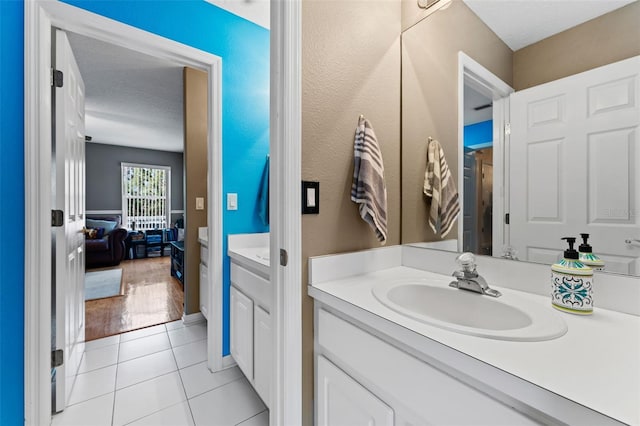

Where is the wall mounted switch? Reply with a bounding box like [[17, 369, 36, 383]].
[[302, 181, 320, 214], [195, 197, 205, 210], [227, 193, 238, 211]]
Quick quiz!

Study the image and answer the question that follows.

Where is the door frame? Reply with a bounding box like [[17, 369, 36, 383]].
[[24, 1, 223, 423], [457, 52, 513, 256], [270, 1, 302, 424]]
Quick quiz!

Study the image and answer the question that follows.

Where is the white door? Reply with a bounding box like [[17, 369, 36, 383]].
[[230, 286, 254, 380], [316, 356, 394, 426], [53, 29, 86, 412], [509, 56, 640, 274]]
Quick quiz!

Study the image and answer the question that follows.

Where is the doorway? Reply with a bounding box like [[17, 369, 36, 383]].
[[68, 32, 189, 341], [25, 3, 223, 423], [457, 52, 514, 257]]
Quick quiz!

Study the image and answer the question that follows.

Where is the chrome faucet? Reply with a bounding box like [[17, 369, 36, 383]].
[[449, 252, 501, 298]]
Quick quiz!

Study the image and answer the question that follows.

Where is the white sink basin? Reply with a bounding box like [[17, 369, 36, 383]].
[[255, 249, 270, 262], [372, 279, 567, 341]]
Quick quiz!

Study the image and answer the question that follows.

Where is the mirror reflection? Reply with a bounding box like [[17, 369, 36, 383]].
[[401, 0, 640, 276]]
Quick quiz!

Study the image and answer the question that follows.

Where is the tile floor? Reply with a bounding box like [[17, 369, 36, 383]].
[[52, 321, 268, 426]]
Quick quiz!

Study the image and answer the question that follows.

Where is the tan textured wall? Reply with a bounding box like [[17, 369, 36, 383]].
[[183, 67, 208, 315], [514, 1, 640, 91], [401, 0, 512, 244], [301, 0, 402, 423]]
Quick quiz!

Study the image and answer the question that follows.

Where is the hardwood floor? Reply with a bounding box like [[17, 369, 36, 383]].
[[85, 256, 184, 341]]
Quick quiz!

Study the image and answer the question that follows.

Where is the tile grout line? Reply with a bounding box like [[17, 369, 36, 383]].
[[235, 409, 268, 426], [170, 329, 197, 425], [111, 337, 120, 426]]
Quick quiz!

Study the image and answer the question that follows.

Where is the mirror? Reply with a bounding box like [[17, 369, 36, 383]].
[[401, 0, 640, 276]]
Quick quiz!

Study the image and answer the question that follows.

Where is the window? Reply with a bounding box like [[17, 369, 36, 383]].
[[121, 163, 171, 231]]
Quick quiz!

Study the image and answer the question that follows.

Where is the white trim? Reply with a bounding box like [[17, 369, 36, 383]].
[[85, 209, 185, 215], [86, 210, 122, 215], [24, 2, 224, 423], [24, 2, 53, 424], [222, 354, 237, 369], [270, 0, 302, 424], [457, 52, 513, 255], [182, 312, 206, 325]]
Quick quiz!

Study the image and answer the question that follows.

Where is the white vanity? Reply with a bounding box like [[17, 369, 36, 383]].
[[228, 233, 271, 407], [309, 245, 640, 425], [198, 227, 209, 319]]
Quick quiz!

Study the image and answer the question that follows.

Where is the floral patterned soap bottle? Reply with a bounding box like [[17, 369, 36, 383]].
[[578, 233, 605, 272], [551, 237, 594, 315]]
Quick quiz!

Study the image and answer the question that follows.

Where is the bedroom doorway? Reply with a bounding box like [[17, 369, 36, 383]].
[[65, 30, 194, 341]]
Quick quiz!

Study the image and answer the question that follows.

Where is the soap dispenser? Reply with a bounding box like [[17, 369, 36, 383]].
[[578, 233, 605, 272], [551, 237, 594, 315]]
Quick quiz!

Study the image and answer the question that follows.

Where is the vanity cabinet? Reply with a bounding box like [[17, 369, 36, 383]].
[[230, 286, 254, 379], [229, 259, 272, 407], [315, 307, 542, 426], [317, 355, 394, 426], [199, 244, 208, 319]]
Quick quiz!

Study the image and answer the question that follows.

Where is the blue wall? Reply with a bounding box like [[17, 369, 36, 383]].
[[0, 2, 268, 422], [0, 1, 25, 423], [464, 119, 493, 150]]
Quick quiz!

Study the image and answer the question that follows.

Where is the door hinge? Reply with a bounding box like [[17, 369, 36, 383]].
[[52, 210, 64, 227], [505, 213, 510, 225], [279, 249, 288, 267], [504, 123, 511, 136], [51, 69, 64, 88], [51, 349, 63, 368]]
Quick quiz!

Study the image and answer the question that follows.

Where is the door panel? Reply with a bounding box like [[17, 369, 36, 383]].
[[53, 29, 86, 412], [509, 56, 639, 274]]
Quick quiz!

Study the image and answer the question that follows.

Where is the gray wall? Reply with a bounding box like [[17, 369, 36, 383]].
[[86, 143, 184, 216]]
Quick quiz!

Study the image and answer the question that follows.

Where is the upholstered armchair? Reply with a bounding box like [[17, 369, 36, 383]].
[[85, 215, 128, 269]]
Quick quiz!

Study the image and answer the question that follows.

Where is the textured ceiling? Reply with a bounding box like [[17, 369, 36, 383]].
[[68, 33, 184, 152], [464, 85, 492, 125], [462, 0, 635, 51]]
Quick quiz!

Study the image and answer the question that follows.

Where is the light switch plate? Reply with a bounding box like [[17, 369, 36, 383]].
[[302, 181, 319, 214], [195, 197, 205, 210], [227, 193, 238, 211]]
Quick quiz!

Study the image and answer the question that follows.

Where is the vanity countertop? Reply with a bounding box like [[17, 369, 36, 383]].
[[227, 233, 270, 278], [309, 265, 640, 425]]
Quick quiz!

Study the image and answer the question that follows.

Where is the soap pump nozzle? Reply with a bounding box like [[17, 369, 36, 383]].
[[561, 237, 579, 260], [579, 233, 593, 253]]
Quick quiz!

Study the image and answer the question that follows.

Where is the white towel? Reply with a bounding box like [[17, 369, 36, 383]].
[[424, 138, 459, 238], [351, 117, 387, 244]]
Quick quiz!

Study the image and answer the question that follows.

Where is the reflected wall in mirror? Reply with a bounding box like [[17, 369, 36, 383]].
[[401, 0, 640, 276]]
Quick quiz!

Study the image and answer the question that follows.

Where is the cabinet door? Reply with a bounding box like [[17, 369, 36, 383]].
[[199, 263, 208, 320], [317, 356, 394, 426], [231, 286, 254, 380], [253, 305, 271, 407]]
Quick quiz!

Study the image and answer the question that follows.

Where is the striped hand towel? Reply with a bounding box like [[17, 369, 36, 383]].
[[351, 117, 388, 244], [423, 138, 459, 238]]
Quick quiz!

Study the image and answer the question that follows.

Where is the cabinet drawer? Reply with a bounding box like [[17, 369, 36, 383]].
[[317, 309, 539, 425], [230, 263, 271, 312]]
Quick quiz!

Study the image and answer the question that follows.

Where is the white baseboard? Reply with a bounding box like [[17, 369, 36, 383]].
[[182, 312, 206, 325], [222, 354, 237, 369]]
